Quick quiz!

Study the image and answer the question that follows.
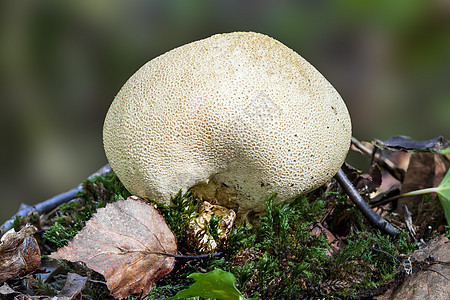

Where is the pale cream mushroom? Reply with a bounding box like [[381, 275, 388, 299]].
[[103, 32, 352, 218]]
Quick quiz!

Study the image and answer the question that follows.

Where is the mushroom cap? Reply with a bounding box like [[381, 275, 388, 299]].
[[103, 32, 351, 215]]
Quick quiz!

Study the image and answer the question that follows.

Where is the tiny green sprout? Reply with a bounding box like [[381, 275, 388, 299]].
[[390, 168, 450, 224]]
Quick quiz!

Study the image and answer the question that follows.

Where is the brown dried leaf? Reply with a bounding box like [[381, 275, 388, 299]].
[[0, 224, 41, 283], [50, 197, 176, 299]]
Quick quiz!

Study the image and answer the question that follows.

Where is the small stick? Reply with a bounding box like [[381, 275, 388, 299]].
[[334, 168, 400, 236], [1, 164, 112, 233], [150, 251, 224, 259]]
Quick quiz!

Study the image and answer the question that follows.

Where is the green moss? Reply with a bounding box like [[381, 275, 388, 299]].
[[151, 190, 199, 252], [43, 223, 82, 248], [11, 215, 22, 230], [27, 276, 58, 297], [326, 230, 415, 298], [207, 213, 222, 242], [227, 193, 330, 298], [149, 191, 416, 299]]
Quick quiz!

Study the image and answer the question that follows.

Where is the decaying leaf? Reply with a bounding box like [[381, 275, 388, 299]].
[[310, 223, 341, 256], [375, 135, 450, 153], [0, 224, 41, 283], [50, 196, 177, 299], [187, 201, 236, 253]]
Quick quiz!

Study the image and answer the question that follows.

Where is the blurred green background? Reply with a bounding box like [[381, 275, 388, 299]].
[[1, 0, 449, 225]]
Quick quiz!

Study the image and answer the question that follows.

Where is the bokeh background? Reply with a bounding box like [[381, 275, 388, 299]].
[[1, 0, 449, 224]]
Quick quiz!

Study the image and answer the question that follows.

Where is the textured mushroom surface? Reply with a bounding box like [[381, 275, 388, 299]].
[[103, 32, 352, 216]]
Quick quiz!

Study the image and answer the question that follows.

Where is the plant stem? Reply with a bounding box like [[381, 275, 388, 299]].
[[379, 187, 439, 204], [401, 188, 439, 197]]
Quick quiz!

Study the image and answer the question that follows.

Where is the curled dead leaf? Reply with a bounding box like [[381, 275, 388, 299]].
[[187, 201, 236, 253], [50, 197, 177, 299], [0, 224, 41, 283]]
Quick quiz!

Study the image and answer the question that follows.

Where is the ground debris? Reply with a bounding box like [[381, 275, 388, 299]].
[[381, 235, 449, 299]]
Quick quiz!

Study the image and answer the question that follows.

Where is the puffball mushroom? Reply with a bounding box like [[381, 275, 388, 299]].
[[103, 32, 351, 218]]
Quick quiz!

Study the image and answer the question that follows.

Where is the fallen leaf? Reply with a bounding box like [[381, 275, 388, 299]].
[[0, 224, 41, 283], [50, 197, 177, 299], [355, 164, 382, 193], [375, 135, 450, 153], [310, 223, 341, 256], [186, 201, 236, 253]]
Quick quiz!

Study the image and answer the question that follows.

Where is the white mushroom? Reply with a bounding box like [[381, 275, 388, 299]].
[[103, 32, 352, 217]]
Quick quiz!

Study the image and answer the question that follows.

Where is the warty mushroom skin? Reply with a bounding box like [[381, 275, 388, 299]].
[[103, 32, 352, 217]]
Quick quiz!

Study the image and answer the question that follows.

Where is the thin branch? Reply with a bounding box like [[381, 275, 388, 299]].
[[334, 168, 400, 236], [1, 164, 112, 233], [150, 251, 224, 259]]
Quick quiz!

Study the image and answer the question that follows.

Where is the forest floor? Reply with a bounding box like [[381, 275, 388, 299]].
[[1, 137, 449, 299]]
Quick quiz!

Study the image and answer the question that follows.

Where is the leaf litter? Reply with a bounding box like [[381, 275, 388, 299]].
[[2, 135, 449, 299], [50, 196, 176, 299]]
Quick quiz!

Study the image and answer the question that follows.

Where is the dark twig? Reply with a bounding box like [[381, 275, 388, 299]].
[[116, 246, 224, 259], [334, 168, 400, 236], [152, 251, 224, 259], [1, 164, 112, 232]]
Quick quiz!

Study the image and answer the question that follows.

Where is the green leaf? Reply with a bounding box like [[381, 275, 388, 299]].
[[167, 268, 245, 300], [436, 168, 450, 224]]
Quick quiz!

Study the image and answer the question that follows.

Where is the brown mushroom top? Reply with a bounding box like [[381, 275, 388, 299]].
[[103, 32, 352, 216]]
